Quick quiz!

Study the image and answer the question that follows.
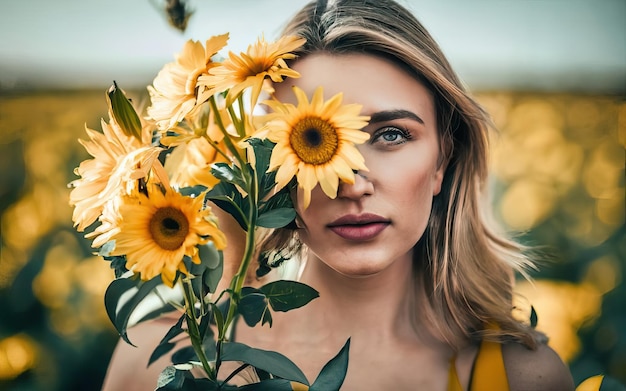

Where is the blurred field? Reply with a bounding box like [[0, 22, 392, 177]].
[[0, 89, 624, 390]]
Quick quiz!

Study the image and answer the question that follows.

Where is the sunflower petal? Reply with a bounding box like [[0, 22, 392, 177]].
[[317, 164, 339, 199]]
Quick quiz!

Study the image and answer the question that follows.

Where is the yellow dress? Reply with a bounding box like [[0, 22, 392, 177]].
[[447, 338, 510, 391]]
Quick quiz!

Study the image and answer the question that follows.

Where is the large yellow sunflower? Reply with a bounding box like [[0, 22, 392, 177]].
[[263, 86, 370, 208], [109, 184, 226, 287], [69, 115, 159, 232], [198, 35, 305, 109], [148, 34, 229, 131]]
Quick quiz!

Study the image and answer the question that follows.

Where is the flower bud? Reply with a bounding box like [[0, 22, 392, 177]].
[[106, 81, 143, 141]]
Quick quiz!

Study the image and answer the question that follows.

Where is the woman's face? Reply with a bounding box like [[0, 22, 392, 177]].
[[274, 53, 444, 277]]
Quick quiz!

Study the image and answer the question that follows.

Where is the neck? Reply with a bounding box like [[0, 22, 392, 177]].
[[297, 252, 417, 342]]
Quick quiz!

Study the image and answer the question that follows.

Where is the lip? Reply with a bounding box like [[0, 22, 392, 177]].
[[327, 213, 390, 241]]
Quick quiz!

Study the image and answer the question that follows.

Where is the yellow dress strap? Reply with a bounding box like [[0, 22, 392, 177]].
[[447, 354, 463, 391], [470, 338, 510, 391], [447, 338, 510, 391]]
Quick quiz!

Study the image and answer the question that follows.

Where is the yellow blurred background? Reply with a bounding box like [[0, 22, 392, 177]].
[[0, 88, 623, 390]]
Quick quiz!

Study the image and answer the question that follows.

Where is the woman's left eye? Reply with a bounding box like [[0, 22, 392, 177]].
[[372, 127, 411, 145]]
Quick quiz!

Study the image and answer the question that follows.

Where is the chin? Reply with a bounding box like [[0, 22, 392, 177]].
[[305, 246, 414, 280], [327, 258, 401, 278]]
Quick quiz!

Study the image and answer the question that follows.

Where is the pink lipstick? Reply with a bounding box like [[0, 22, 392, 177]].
[[327, 213, 390, 241]]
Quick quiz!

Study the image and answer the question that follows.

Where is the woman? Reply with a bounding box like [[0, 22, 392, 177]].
[[103, 0, 575, 389]]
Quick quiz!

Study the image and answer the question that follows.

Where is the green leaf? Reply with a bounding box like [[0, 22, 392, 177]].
[[209, 197, 247, 231], [203, 259, 223, 294], [178, 185, 208, 198], [98, 240, 116, 257], [103, 254, 129, 278], [257, 208, 296, 229], [171, 346, 198, 365], [261, 307, 273, 328], [149, 342, 177, 367], [156, 367, 215, 390], [192, 379, 220, 390], [104, 278, 135, 335], [259, 192, 294, 214], [210, 303, 225, 339], [530, 305, 538, 329], [148, 315, 185, 366], [260, 280, 319, 312], [206, 180, 251, 230], [106, 81, 143, 141], [211, 162, 246, 189], [199, 308, 214, 341], [239, 288, 269, 327], [236, 378, 295, 390], [104, 275, 162, 345], [220, 342, 309, 386], [310, 339, 350, 391], [245, 138, 276, 199], [189, 244, 223, 298], [201, 330, 217, 360], [207, 191, 249, 232], [156, 366, 185, 390], [198, 242, 222, 270]]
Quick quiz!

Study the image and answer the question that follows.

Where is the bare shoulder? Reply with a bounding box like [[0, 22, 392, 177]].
[[502, 341, 575, 391], [101, 314, 185, 391]]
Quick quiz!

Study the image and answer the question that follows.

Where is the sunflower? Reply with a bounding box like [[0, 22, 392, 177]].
[[109, 184, 226, 287], [148, 34, 229, 131], [69, 115, 160, 232], [159, 103, 230, 147], [198, 35, 305, 109], [165, 136, 230, 189], [263, 86, 370, 208]]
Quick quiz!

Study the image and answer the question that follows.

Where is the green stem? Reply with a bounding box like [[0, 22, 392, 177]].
[[182, 278, 216, 380], [237, 98, 247, 138], [203, 135, 231, 162], [221, 167, 259, 338], [208, 96, 245, 167]]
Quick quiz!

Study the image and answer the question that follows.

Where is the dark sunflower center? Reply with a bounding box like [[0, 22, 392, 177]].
[[149, 207, 190, 251], [290, 116, 339, 165]]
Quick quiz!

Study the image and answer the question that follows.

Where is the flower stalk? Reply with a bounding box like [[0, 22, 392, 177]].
[[208, 96, 245, 167], [222, 168, 258, 335], [181, 277, 216, 380]]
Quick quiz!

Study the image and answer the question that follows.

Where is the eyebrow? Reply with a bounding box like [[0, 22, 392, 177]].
[[369, 109, 425, 125]]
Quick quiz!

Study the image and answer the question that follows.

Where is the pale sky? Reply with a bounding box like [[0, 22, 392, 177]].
[[1, 0, 624, 93]]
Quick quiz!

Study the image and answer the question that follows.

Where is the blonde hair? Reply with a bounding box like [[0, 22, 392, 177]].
[[257, 0, 540, 349]]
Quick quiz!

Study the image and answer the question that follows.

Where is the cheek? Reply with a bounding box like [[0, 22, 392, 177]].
[[373, 157, 437, 197], [293, 186, 326, 228]]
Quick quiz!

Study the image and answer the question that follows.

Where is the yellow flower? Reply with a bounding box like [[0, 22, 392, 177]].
[[109, 184, 226, 287], [159, 103, 230, 147], [69, 115, 160, 232], [263, 86, 370, 208], [148, 34, 229, 131], [86, 195, 123, 249], [165, 136, 229, 189], [198, 35, 305, 108]]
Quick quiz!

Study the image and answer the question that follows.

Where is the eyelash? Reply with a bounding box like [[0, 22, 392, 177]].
[[371, 126, 412, 146]]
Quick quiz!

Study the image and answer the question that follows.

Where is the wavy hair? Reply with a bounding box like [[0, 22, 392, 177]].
[[257, 0, 540, 349]]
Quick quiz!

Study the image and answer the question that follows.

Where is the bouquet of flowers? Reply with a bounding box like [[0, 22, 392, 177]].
[[69, 33, 370, 390]]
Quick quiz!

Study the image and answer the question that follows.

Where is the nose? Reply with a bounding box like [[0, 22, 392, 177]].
[[337, 170, 374, 200]]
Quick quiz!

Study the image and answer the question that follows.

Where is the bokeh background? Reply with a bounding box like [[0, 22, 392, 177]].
[[1, 0, 624, 390]]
